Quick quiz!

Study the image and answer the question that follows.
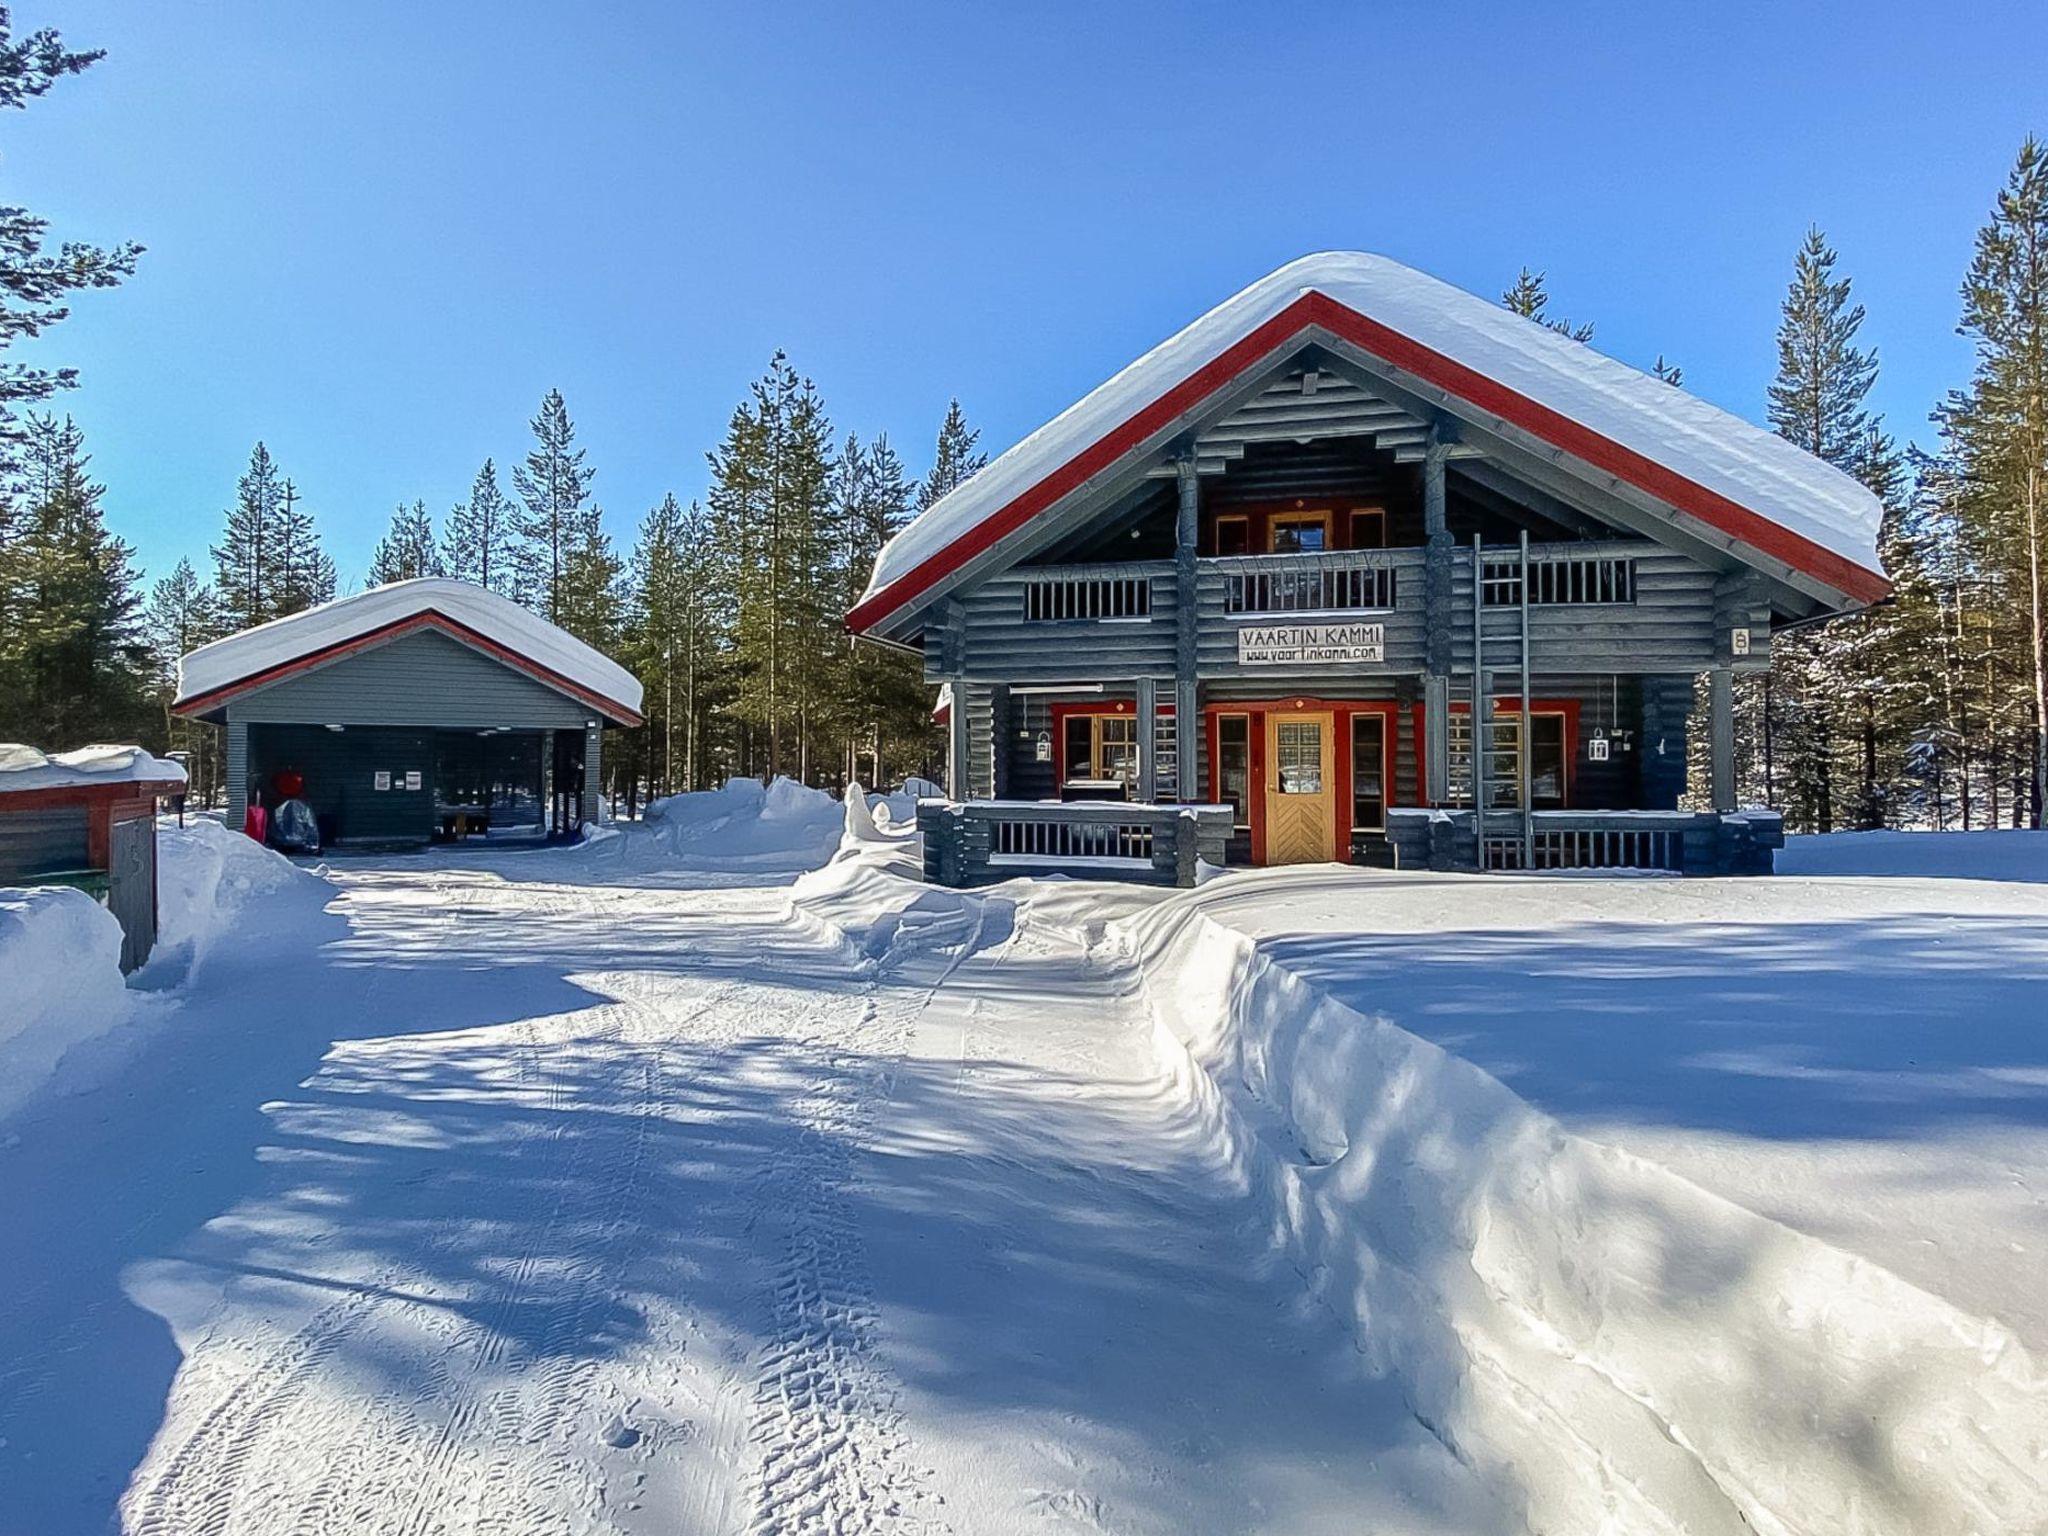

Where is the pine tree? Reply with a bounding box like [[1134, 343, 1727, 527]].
[[1761, 227, 1886, 831], [211, 442, 283, 629], [1768, 228, 1880, 469], [1939, 138, 2048, 825], [0, 413, 150, 747], [511, 389, 593, 622], [443, 458, 514, 593], [833, 431, 932, 785], [368, 499, 443, 585], [0, 13, 140, 476], [627, 492, 730, 795], [918, 399, 988, 511], [708, 352, 837, 778], [1501, 267, 1595, 343], [1652, 355, 1684, 387]]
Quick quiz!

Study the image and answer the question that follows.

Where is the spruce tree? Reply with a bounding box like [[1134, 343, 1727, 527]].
[[628, 491, 731, 794], [143, 557, 225, 800], [368, 499, 443, 585], [511, 388, 593, 622], [270, 476, 336, 616], [918, 398, 989, 511], [554, 502, 624, 652], [0, 12, 140, 475], [1939, 138, 2048, 825], [443, 457, 514, 594], [211, 442, 283, 629], [834, 431, 931, 785], [1761, 227, 1886, 831], [1501, 267, 1595, 343]]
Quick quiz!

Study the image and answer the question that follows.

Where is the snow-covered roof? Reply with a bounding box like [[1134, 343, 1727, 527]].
[[175, 578, 644, 722], [851, 252, 1887, 631], [0, 743, 187, 795]]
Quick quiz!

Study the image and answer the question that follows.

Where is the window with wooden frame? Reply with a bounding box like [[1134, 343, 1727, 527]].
[[1216, 714, 1251, 830], [1211, 514, 1250, 556], [1350, 712, 1388, 831], [1347, 507, 1388, 550], [1266, 510, 1331, 554], [1061, 712, 1142, 795]]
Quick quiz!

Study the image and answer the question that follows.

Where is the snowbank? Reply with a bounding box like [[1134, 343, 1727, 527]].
[[637, 776, 847, 871], [0, 742, 185, 792], [149, 818, 326, 983], [1118, 884, 2047, 1535], [0, 887, 132, 1121], [1781, 827, 2047, 882]]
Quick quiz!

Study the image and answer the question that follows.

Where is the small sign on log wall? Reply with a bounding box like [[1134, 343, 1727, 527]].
[[1237, 620, 1385, 667]]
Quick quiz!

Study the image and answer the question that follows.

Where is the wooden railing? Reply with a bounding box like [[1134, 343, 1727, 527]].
[[1481, 548, 1639, 607], [1387, 809, 1784, 877], [1022, 573, 1155, 622], [918, 799, 1234, 887]]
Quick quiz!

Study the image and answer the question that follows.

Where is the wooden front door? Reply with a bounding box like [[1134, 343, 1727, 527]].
[[1264, 712, 1335, 863]]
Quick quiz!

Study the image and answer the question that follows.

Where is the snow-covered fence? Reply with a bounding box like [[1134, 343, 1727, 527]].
[[917, 799, 1233, 887]]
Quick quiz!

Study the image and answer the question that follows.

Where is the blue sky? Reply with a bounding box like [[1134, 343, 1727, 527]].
[[15, 2, 2047, 586]]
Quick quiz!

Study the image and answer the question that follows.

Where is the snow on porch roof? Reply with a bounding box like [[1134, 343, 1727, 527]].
[[174, 578, 645, 723], [848, 252, 1888, 633]]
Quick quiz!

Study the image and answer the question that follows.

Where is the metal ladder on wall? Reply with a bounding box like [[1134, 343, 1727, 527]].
[[1471, 531, 1533, 869]]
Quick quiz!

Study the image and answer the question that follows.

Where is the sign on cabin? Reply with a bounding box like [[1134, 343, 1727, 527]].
[[1237, 620, 1385, 667]]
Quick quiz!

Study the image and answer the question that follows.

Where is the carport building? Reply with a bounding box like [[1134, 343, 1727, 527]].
[[174, 579, 644, 847]]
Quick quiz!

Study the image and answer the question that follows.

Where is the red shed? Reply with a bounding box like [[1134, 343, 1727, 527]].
[[0, 745, 189, 972]]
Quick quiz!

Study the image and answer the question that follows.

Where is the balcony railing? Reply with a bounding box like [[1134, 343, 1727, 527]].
[[1214, 551, 1401, 615]]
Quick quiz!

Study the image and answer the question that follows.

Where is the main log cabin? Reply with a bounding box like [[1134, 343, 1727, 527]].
[[850, 254, 1887, 885]]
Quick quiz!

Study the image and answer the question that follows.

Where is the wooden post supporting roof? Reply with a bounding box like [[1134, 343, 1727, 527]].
[[1136, 674, 1158, 801], [1422, 424, 1454, 804], [1174, 454, 1200, 802], [942, 599, 969, 801], [1709, 666, 1736, 813]]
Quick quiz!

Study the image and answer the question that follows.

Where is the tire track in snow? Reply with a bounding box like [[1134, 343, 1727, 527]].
[[741, 902, 988, 1536], [124, 881, 601, 1536]]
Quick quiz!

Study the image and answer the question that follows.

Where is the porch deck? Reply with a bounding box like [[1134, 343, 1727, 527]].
[[915, 801, 1781, 886]]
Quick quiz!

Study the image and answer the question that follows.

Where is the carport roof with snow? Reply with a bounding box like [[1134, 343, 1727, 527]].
[[173, 579, 645, 726], [846, 251, 1888, 639]]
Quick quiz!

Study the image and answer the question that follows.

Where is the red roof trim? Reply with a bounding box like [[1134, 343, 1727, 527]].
[[846, 290, 1889, 633], [172, 611, 645, 726]]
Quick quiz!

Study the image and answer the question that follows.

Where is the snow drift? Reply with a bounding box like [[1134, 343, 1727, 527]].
[[0, 887, 132, 1122], [1119, 890, 2047, 1535], [637, 776, 848, 871], [1780, 827, 2047, 883], [0, 820, 323, 1121], [150, 817, 326, 983]]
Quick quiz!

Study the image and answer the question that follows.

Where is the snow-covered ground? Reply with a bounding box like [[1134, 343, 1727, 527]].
[[1121, 848, 2048, 1534], [1, 803, 2042, 1533]]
